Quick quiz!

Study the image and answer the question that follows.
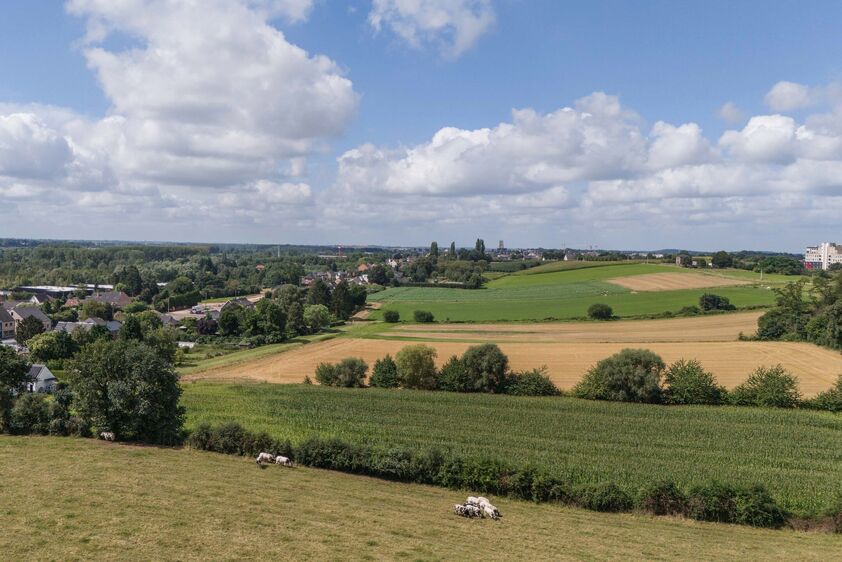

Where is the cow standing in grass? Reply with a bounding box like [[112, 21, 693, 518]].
[[99, 431, 116, 442], [255, 452, 275, 465], [274, 455, 293, 467]]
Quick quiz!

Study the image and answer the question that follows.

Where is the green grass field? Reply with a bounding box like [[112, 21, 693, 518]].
[[371, 263, 781, 322], [182, 383, 842, 516], [4, 437, 839, 561]]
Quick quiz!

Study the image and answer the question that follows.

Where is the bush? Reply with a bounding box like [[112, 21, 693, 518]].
[[395, 345, 439, 390], [803, 375, 842, 412], [756, 308, 789, 340], [678, 305, 701, 316], [573, 348, 665, 403], [314, 362, 338, 386], [663, 359, 726, 405], [505, 367, 561, 396], [413, 310, 435, 323], [314, 358, 367, 387], [699, 293, 736, 312], [827, 493, 842, 534], [460, 343, 510, 393], [687, 482, 786, 528], [188, 422, 292, 459], [383, 310, 400, 323], [369, 355, 399, 388], [576, 482, 634, 512], [729, 365, 801, 408], [587, 303, 613, 320], [437, 355, 471, 392], [639, 481, 687, 516], [9, 393, 52, 435]]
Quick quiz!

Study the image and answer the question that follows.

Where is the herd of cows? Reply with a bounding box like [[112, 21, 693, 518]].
[[454, 496, 502, 520], [255, 452, 294, 467]]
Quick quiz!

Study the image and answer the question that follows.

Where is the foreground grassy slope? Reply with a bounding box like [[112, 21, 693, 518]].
[[2, 436, 840, 561], [182, 384, 842, 515]]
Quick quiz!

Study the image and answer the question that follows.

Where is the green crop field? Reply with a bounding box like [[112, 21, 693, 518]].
[[370, 263, 782, 322], [4, 437, 839, 561], [182, 383, 842, 516]]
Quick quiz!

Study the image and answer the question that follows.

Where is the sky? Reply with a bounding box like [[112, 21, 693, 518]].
[[1, 1, 842, 251]]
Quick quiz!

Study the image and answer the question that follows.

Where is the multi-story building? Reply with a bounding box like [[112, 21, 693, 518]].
[[805, 242, 842, 271]]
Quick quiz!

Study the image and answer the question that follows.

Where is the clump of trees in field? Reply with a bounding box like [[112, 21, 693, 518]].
[[755, 272, 842, 351], [311, 343, 561, 397]]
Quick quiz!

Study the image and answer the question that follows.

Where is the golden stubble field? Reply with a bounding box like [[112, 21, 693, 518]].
[[607, 272, 751, 291], [187, 313, 842, 396]]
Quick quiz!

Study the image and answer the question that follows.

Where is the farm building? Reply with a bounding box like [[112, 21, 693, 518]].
[[27, 364, 56, 393]]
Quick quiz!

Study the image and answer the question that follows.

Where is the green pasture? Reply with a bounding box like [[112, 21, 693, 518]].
[[5, 437, 839, 561], [182, 383, 842, 516]]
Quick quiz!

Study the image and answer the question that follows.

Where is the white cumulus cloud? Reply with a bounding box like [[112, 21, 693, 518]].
[[369, 0, 495, 58]]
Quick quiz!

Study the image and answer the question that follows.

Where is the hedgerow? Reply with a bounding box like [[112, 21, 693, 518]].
[[187, 422, 792, 529]]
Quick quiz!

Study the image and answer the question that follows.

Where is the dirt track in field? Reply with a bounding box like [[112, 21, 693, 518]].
[[607, 272, 751, 292], [389, 312, 763, 343], [188, 335, 842, 396]]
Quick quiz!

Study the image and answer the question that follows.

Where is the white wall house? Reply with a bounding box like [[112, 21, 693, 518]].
[[805, 242, 842, 271], [27, 364, 56, 393]]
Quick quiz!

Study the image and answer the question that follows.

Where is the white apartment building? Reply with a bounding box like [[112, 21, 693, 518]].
[[804, 242, 842, 271]]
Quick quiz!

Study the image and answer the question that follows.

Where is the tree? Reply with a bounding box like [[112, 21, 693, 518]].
[[460, 343, 510, 393], [0, 346, 30, 431], [368, 264, 388, 286], [81, 300, 113, 321], [143, 327, 179, 364], [383, 310, 400, 323], [699, 293, 736, 312], [475, 238, 485, 255], [395, 344, 438, 390], [218, 306, 243, 336], [114, 265, 144, 296], [729, 365, 800, 408], [573, 348, 665, 403], [307, 279, 332, 307], [330, 281, 354, 320], [450, 241, 456, 257], [304, 304, 331, 333], [430, 241, 439, 258], [587, 303, 614, 320], [805, 302, 842, 349], [663, 359, 726, 405], [711, 251, 733, 268], [413, 310, 434, 323], [27, 331, 79, 364], [68, 339, 184, 444], [314, 358, 367, 387], [120, 315, 144, 341], [437, 355, 471, 392], [505, 367, 561, 396], [15, 315, 45, 344], [197, 315, 218, 335], [369, 355, 399, 388]]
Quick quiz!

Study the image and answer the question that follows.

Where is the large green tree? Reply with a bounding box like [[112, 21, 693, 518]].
[[68, 339, 184, 444], [15, 315, 46, 345], [0, 346, 30, 430], [27, 331, 79, 364]]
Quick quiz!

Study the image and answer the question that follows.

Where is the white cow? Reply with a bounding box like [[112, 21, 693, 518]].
[[255, 452, 276, 465], [99, 431, 116, 442], [465, 496, 480, 506], [454, 504, 482, 518], [274, 455, 293, 467], [483, 504, 501, 520]]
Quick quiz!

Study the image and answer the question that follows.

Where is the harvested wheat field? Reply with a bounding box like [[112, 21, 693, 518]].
[[188, 336, 842, 396], [608, 272, 750, 292], [389, 311, 762, 343]]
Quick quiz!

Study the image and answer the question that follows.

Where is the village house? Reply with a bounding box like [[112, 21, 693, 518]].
[[84, 291, 133, 309], [27, 364, 56, 393], [28, 294, 56, 306], [221, 297, 256, 313], [0, 308, 15, 339], [9, 307, 52, 334]]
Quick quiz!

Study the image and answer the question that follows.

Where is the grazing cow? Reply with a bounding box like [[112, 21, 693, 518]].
[[477, 496, 490, 507], [99, 431, 116, 442], [465, 496, 480, 506], [274, 455, 293, 467], [255, 452, 276, 465]]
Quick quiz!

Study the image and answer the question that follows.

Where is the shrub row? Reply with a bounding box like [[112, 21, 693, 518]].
[[573, 348, 842, 412], [188, 423, 794, 529]]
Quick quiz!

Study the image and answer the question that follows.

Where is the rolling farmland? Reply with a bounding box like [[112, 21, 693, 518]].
[[5, 437, 840, 561], [181, 383, 842, 516], [184, 312, 842, 396], [370, 263, 781, 322]]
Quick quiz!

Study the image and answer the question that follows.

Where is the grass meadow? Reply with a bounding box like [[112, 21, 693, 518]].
[[181, 383, 842, 516], [4, 437, 840, 561], [370, 263, 782, 322]]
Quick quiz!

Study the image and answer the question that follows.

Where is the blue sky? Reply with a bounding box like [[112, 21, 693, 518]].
[[2, 1, 842, 251]]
